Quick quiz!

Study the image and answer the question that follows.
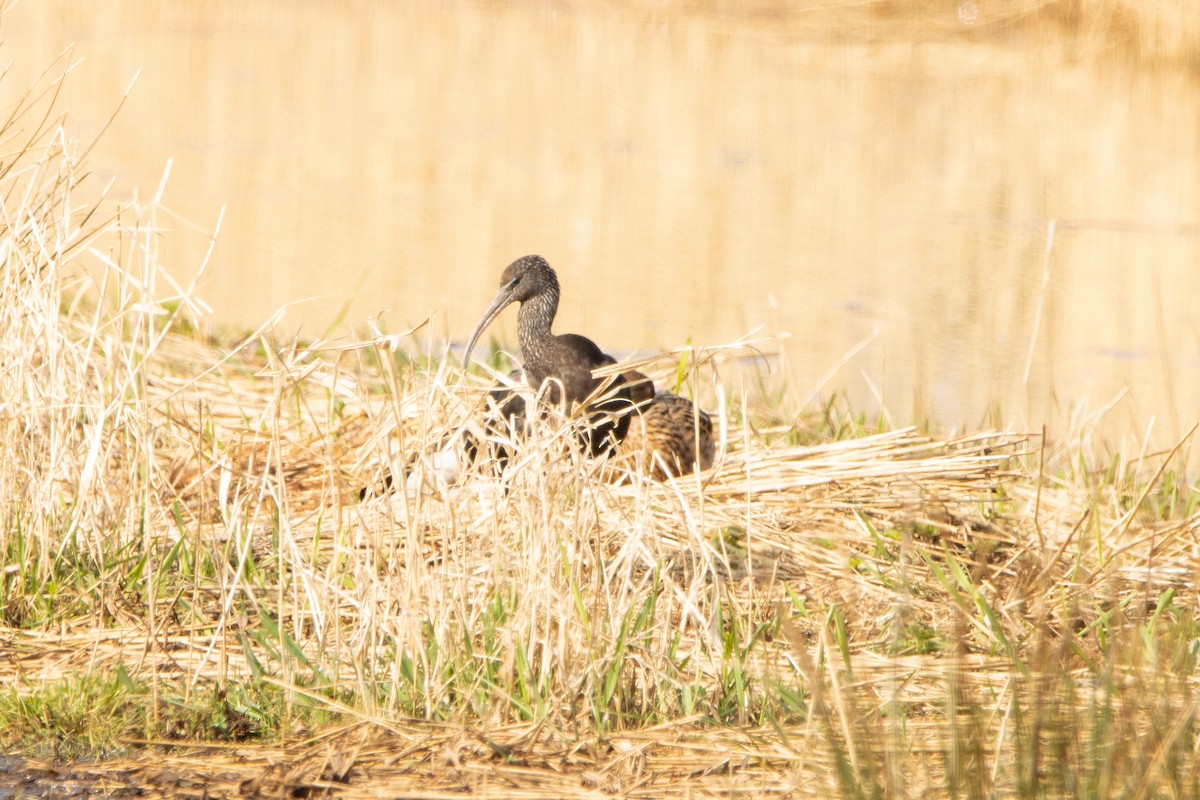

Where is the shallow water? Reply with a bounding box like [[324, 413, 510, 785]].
[[4, 3, 1199, 459], [0, 756, 130, 798]]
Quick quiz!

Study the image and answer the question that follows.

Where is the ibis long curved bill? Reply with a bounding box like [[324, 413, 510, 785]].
[[462, 280, 518, 368]]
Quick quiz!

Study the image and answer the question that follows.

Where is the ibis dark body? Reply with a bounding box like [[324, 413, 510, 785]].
[[358, 255, 712, 500], [464, 255, 635, 456], [464, 254, 715, 478]]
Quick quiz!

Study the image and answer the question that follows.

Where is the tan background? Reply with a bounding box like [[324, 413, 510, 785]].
[[4, 2, 1198, 455]]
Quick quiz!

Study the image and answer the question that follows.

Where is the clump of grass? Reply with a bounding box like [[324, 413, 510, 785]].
[[0, 672, 139, 760], [0, 670, 340, 759], [0, 54, 207, 630], [153, 678, 344, 743]]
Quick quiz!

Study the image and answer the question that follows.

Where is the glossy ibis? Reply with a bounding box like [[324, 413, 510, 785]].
[[462, 254, 715, 479], [463, 254, 635, 457]]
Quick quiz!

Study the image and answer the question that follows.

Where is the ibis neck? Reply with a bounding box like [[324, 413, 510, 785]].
[[517, 287, 559, 382]]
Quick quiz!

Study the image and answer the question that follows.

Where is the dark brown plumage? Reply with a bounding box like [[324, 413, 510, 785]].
[[617, 382, 715, 479], [463, 254, 715, 479], [464, 255, 636, 457], [359, 255, 714, 501]]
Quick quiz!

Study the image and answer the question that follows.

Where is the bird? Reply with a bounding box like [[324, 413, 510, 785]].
[[359, 255, 714, 500], [461, 254, 716, 481], [481, 367, 715, 480], [463, 254, 637, 458], [616, 379, 715, 480]]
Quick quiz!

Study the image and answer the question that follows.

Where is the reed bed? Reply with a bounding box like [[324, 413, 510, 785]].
[[3, 39, 1200, 800]]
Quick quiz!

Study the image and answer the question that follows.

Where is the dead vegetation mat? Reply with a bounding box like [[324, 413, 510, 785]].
[[5, 330, 1199, 798]]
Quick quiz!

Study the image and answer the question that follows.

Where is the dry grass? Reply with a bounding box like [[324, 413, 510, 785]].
[[2, 27, 1200, 800]]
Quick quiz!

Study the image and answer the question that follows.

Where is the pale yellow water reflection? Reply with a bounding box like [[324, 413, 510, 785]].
[[4, 2, 1199, 458]]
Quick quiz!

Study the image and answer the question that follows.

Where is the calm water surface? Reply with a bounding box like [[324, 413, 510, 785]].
[[4, 3, 1199, 458]]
